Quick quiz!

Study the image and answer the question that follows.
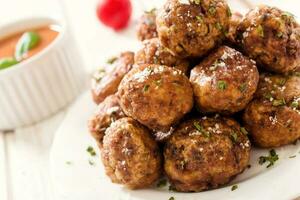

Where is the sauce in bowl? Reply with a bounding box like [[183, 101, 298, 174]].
[[0, 25, 59, 70]]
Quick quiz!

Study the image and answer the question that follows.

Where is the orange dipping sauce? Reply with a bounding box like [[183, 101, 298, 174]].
[[0, 25, 59, 61]]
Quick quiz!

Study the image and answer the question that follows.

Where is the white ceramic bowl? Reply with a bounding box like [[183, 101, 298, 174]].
[[0, 16, 87, 130]]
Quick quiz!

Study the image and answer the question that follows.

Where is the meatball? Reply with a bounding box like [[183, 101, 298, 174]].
[[164, 116, 251, 192], [101, 117, 162, 189], [190, 46, 259, 114], [243, 74, 300, 147], [236, 5, 300, 73], [91, 51, 134, 104], [118, 64, 193, 135], [135, 38, 189, 74], [226, 12, 243, 44], [156, 0, 231, 58], [136, 9, 158, 41], [88, 94, 125, 147]]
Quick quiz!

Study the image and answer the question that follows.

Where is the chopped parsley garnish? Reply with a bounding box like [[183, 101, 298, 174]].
[[145, 8, 156, 14], [272, 99, 286, 106], [87, 146, 96, 156], [264, 93, 273, 101], [208, 6, 216, 15], [143, 84, 150, 92], [291, 101, 299, 109], [281, 11, 295, 20], [157, 179, 167, 188], [191, 0, 201, 4], [231, 184, 238, 191], [217, 80, 227, 90], [230, 132, 238, 143], [106, 56, 117, 64], [88, 160, 95, 166], [289, 155, 296, 159], [169, 197, 175, 200], [93, 69, 106, 81], [259, 149, 279, 168], [215, 22, 223, 31], [277, 78, 286, 86], [227, 8, 232, 17], [276, 31, 283, 38], [196, 16, 203, 23], [256, 25, 264, 37], [66, 161, 72, 165], [193, 122, 210, 138], [155, 79, 162, 87], [239, 83, 247, 92], [169, 185, 176, 191], [240, 127, 248, 135]]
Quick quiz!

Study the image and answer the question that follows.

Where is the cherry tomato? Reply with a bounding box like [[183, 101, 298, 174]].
[[96, 0, 132, 31]]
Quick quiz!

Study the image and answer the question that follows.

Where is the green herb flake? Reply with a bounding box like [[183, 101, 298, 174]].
[[215, 22, 223, 31], [88, 160, 95, 166], [145, 8, 156, 14], [256, 25, 264, 38], [277, 78, 286, 86], [66, 161, 72, 165], [87, 146, 97, 157], [157, 179, 167, 188], [239, 83, 247, 92], [259, 149, 279, 168], [217, 80, 227, 90], [143, 84, 150, 92], [240, 127, 248, 135], [231, 184, 238, 191], [264, 93, 273, 101], [227, 8, 232, 17], [155, 79, 162, 87], [230, 132, 238, 143], [93, 68, 106, 81], [291, 101, 299, 109], [208, 6, 216, 15], [193, 122, 210, 138], [196, 16, 203, 23], [272, 99, 286, 107], [281, 11, 295, 19], [169, 197, 175, 200], [276, 31, 283, 38], [289, 155, 296, 158], [106, 56, 118, 64], [190, 0, 201, 4]]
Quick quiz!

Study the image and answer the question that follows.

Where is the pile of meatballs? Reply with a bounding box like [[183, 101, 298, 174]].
[[88, 0, 300, 192]]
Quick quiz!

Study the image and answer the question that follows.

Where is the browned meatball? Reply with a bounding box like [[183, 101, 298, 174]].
[[226, 12, 243, 44], [88, 94, 125, 147], [135, 38, 189, 74], [243, 74, 300, 147], [190, 46, 259, 114], [101, 117, 162, 189], [236, 5, 300, 73], [164, 116, 251, 192], [91, 51, 134, 104], [118, 64, 193, 135], [136, 9, 158, 41], [156, 0, 231, 58]]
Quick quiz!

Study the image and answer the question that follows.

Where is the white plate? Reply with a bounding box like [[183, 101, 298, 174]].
[[50, 91, 300, 200]]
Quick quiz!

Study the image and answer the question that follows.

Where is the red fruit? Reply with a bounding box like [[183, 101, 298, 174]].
[[96, 0, 132, 31]]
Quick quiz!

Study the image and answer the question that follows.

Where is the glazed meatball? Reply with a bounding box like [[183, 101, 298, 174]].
[[190, 46, 259, 114], [91, 51, 134, 104], [236, 5, 300, 73], [226, 12, 243, 44], [88, 94, 125, 147], [136, 9, 158, 41], [243, 74, 300, 147], [118, 64, 193, 135], [101, 117, 161, 189], [156, 0, 231, 58], [135, 38, 190, 74], [164, 116, 251, 192]]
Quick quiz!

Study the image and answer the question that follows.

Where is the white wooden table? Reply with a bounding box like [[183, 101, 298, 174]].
[[0, 0, 299, 199]]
